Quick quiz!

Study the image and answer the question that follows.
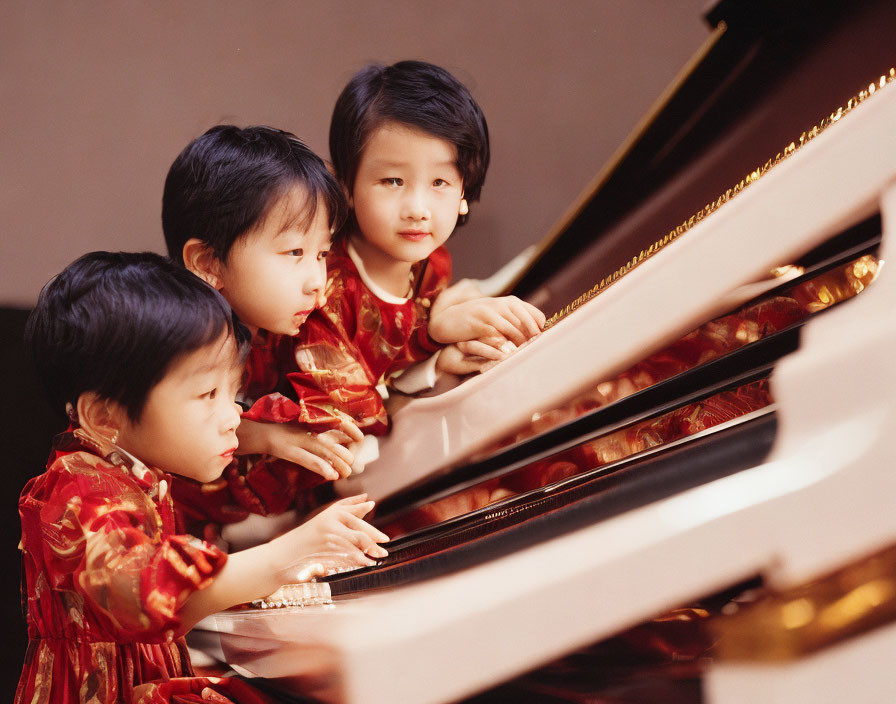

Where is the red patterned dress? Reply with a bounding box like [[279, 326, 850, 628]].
[[16, 428, 271, 704], [244, 237, 452, 436], [174, 239, 452, 539]]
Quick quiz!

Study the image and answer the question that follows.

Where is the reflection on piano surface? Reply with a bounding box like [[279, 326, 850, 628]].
[[372, 250, 879, 545], [195, 3, 896, 702]]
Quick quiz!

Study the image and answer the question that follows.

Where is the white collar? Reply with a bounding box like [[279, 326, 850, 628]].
[[346, 239, 412, 305]]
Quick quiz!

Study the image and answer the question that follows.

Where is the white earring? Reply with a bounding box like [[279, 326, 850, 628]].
[[459, 198, 469, 216]]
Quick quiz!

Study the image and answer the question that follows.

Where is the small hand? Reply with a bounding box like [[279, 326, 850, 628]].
[[321, 416, 365, 445], [435, 343, 498, 375], [428, 295, 545, 346], [292, 560, 330, 583], [238, 418, 362, 481], [275, 494, 389, 578], [430, 279, 484, 319]]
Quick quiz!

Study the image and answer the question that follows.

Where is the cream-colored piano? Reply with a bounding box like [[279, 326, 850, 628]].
[[195, 3, 896, 702]]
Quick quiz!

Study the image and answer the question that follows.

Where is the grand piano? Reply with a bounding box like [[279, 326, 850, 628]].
[[195, 2, 896, 701]]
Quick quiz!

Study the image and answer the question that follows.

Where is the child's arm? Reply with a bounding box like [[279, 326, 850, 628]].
[[177, 494, 388, 633], [237, 417, 363, 480], [433, 342, 499, 375]]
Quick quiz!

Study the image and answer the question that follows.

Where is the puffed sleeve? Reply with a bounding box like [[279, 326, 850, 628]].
[[283, 304, 391, 434], [172, 454, 328, 536], [36, 456, 227, 641], [171, 471, 249, 543], [224, 453, 329, 516]]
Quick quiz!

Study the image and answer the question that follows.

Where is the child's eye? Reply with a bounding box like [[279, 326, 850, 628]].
[[202, 388, 217, 400], [288, 249, 304, 257], [318, 250, 330, 261], [382, 177, 403, 186]]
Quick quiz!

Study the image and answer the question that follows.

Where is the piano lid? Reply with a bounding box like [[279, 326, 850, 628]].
[[510, 0, 896, 318]]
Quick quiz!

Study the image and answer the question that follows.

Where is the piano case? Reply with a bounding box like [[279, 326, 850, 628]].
[[196, 2, 896, 702]]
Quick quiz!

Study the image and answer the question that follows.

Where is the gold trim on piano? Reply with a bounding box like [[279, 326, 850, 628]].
[[711, 542, 896, 661], [543, 67, 896, 331]]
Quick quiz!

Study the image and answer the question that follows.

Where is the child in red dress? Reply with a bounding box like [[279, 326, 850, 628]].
[[250, 61, 546, 464], [17, 252, 387, 704], [163, 126, 369, 538]]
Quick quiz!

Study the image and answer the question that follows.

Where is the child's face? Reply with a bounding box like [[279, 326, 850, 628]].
[[351, 122, 465, 266], [117, 333, 243, 483], [217, 188, 331, 335]]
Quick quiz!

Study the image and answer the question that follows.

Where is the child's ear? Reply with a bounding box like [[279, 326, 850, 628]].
[[182, 239, 224, 289], [76, 391, 125, 449], [459, 197, 469, 216]]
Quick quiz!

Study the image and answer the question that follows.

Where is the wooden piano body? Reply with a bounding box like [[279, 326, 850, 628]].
[[195, 4, 896, 701]]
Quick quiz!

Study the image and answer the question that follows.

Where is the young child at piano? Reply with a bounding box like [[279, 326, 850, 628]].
[[17, 251, 388, 704], [282, 60, 545, 453], [163, 125, 372, 539]]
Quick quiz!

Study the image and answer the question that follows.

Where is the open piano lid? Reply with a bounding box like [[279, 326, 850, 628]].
[[511, 0, 895, 313]]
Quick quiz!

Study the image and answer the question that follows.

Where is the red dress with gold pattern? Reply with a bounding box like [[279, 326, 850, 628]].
[[16, 429, 271, 704], [173, 240, 452, 540], [243, 238, 451, 435]]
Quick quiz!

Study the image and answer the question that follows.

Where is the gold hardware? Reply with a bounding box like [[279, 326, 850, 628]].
[[711, 543, 896, 661]]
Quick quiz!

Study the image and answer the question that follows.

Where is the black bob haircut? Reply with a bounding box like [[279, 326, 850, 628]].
[[329, 60, 490, 222], [163, 125, 347, 266], [25, 251, 251, 422]]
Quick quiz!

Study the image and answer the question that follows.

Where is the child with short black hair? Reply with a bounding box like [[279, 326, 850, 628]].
[[163, 125, 367, 535], [17, 251, 386, 703], [282, 60, 545, 441]]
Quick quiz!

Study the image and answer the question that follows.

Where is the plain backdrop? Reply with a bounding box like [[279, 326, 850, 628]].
[[1, 1, 710, 307]]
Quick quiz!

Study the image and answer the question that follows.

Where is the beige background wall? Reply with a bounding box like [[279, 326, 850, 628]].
[[1, 1, 709, 308]]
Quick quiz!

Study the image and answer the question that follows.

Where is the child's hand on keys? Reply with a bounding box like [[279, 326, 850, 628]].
[[272, 494, 389, 578]]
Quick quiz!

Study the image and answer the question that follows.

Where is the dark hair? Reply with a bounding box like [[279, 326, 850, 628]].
[[163, 125, 347, 265], [25, 251, 251, 422], [329, 60, 490, 224]]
